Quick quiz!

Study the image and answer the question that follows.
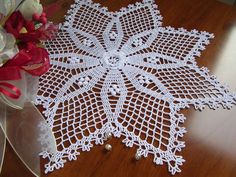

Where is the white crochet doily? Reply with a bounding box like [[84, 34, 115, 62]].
[[36, 0, 236, 175]]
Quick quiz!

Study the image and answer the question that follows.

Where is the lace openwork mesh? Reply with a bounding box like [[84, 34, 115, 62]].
[[36, 0, 236, 175]]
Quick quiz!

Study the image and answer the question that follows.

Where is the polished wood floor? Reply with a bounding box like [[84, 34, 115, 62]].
[[1, 0, 236, 177]]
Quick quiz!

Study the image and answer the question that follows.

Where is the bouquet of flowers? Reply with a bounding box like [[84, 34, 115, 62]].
[[0, 0, 58, 106], [0, 0, 58, 176]]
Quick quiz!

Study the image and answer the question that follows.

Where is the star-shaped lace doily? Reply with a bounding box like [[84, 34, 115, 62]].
[[36, 0, 236, 175]]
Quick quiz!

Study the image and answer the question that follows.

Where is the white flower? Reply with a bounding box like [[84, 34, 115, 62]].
[[82, 38, 93, 47], [0, 0, 22, 16], [0, 28, 18, 67], [78, 76, 90, 85], [109, 31, 117, 40], [109, 84, 120, 96], [19, 0, 43, 20], [147, 56, 159, 63], [132, 38, 143, 47], [138, 75, 151, 84]]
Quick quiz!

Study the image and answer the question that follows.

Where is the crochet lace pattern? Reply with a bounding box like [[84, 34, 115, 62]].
[[36, 0, 236, 175]]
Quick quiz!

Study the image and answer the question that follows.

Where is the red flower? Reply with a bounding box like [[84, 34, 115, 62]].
[[23, 46, 50, 76], [4, 11, 24, 38], [4, 11, 58, 44], [4, 11, 42, 43], [5, 43, 50, 76], [38, 22, 59, 40]]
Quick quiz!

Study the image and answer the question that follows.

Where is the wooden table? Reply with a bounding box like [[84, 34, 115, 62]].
[[1, 0, 236, 177]]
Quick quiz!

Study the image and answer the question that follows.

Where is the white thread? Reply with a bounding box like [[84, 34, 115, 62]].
[[36, 0, 236, 175]]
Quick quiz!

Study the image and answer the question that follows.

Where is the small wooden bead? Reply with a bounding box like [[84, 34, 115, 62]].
[[135, 153, 141, 160], [105, 144, 112, 151]]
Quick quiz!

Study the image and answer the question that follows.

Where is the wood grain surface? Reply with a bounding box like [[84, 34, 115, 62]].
[[1, 0, 236, 177]]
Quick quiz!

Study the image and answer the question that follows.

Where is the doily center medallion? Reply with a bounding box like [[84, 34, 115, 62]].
[[36, 0, 236, 175], [102, 51, 127, 69]]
